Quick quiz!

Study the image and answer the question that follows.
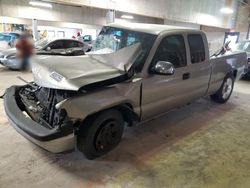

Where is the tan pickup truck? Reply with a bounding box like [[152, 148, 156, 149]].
[[3, 23, 247, 159]]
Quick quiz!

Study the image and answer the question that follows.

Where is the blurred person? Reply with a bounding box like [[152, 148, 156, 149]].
[[15, 33, 34, 71], [77, 32, 83, 42]]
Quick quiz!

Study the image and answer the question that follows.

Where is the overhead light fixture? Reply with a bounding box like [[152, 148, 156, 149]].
[[29, 1, 53, 8], [220, 7, 234, 14], [121, 15, 134, 19]]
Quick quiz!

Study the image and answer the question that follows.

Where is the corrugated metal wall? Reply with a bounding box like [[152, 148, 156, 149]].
[[48, 0, 238, 28], [0, 0, 164, 26]]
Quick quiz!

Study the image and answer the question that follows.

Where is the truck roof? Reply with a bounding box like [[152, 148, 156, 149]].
[[109, 22, 196, 35]]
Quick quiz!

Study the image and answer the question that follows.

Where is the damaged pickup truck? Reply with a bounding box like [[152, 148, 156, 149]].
[[3, 23, 247, 159]]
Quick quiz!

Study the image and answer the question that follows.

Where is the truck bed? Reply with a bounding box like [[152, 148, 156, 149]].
[[208, 51, 247, 95]]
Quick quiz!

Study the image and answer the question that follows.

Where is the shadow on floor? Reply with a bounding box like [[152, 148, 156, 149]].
[[0, 66, 9, 72], [0, 67, 21, 72], [36, 97, 237, 182]]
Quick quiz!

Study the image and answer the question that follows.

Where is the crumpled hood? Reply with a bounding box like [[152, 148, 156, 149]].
[[31, 43, 141, 90]]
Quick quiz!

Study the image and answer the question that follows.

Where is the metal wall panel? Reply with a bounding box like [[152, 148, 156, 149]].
[[0, 0, 164, 26], [46, 0, 238, 28], [0, 0, 239, 28]]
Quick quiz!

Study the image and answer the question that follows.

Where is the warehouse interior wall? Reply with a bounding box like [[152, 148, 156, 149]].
[[0, 0, 164, 26], [47, 0, 239, 28], [235, 3, 250, 40], [0, 0, 248, 48], [201, 25, 229, 51]]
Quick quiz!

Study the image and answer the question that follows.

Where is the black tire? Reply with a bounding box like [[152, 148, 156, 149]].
[[77, 109, 124, 159], [210, 73, 234, 103]]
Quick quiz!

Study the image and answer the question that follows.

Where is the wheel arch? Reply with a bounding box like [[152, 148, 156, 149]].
[[78, 103, 140, 130], [232, 69, 237, 79]]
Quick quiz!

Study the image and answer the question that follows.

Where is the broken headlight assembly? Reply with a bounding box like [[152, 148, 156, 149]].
[[18, 83, 79, 129]]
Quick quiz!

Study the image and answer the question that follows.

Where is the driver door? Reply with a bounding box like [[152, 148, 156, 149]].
[[141, 34, 193, 120]]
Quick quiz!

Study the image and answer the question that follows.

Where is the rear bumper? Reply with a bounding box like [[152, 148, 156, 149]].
[[3, 86, 75, 153]]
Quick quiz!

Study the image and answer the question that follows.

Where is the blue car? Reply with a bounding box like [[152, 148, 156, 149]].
[[0, 32, 20, 48]]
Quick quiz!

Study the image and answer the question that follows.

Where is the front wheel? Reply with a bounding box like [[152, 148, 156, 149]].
[[77, 109, 124, 159], [210, 74, 234, 103]]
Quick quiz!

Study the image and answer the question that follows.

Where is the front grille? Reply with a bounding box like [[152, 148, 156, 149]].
[[19, 85, 78, 128]]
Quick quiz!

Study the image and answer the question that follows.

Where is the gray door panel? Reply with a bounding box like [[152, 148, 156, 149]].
[[141, 67, 197, 120], [184, 61, 211, 97], [141, 33, 211, 121]]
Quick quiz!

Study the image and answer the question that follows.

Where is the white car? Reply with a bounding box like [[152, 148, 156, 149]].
[[0, 38, 91, 70]]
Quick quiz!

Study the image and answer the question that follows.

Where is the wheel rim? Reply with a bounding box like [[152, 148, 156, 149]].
[[95, 120, 121, 152], [222, 78, 233, 99]]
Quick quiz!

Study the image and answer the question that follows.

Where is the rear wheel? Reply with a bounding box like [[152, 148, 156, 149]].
[[77, 109, 124, 159], [210, 74, 234, 103]]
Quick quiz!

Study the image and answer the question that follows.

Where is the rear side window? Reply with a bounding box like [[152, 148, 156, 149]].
[[70, 41, 83, 47], [65, 40, 83, 48], [188, 34, 205, 63], [77, 42, 84, 47], [49, 40, 64, 49], [152, 35, 187, 68]]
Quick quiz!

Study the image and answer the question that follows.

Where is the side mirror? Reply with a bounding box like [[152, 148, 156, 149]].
[[46, 47, 51, 51], [153, 61, 175, 75]]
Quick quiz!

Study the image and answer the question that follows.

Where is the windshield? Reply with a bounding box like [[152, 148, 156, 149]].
[[0, 34, 11, 42], [235, 41, 250, 52], [91, 26, 157, 72], [35, 38, 53, 49]]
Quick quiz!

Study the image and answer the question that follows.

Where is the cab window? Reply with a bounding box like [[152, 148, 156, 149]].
[[188, 34, 205, 63], [151, 35, 187, 68]]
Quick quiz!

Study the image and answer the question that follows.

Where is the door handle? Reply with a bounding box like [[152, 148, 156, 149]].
[[183, 73, 190, 80]]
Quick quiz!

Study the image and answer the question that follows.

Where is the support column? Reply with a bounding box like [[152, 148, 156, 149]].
[[2, 23, 6, 32], [247, 23, 250, 39], [32, 19, 38, 41], [106, 9, 115, 24]]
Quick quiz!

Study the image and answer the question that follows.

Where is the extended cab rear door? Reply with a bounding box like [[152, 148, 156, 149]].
[[141, 32, 211, 121], [184, 33, 211, 98]]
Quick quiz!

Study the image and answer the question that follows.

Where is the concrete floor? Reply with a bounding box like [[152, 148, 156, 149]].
[[1, 65, 250, 188]]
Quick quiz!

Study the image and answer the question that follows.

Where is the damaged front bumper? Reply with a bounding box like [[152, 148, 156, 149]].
[[3, 86, 75, 153]]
